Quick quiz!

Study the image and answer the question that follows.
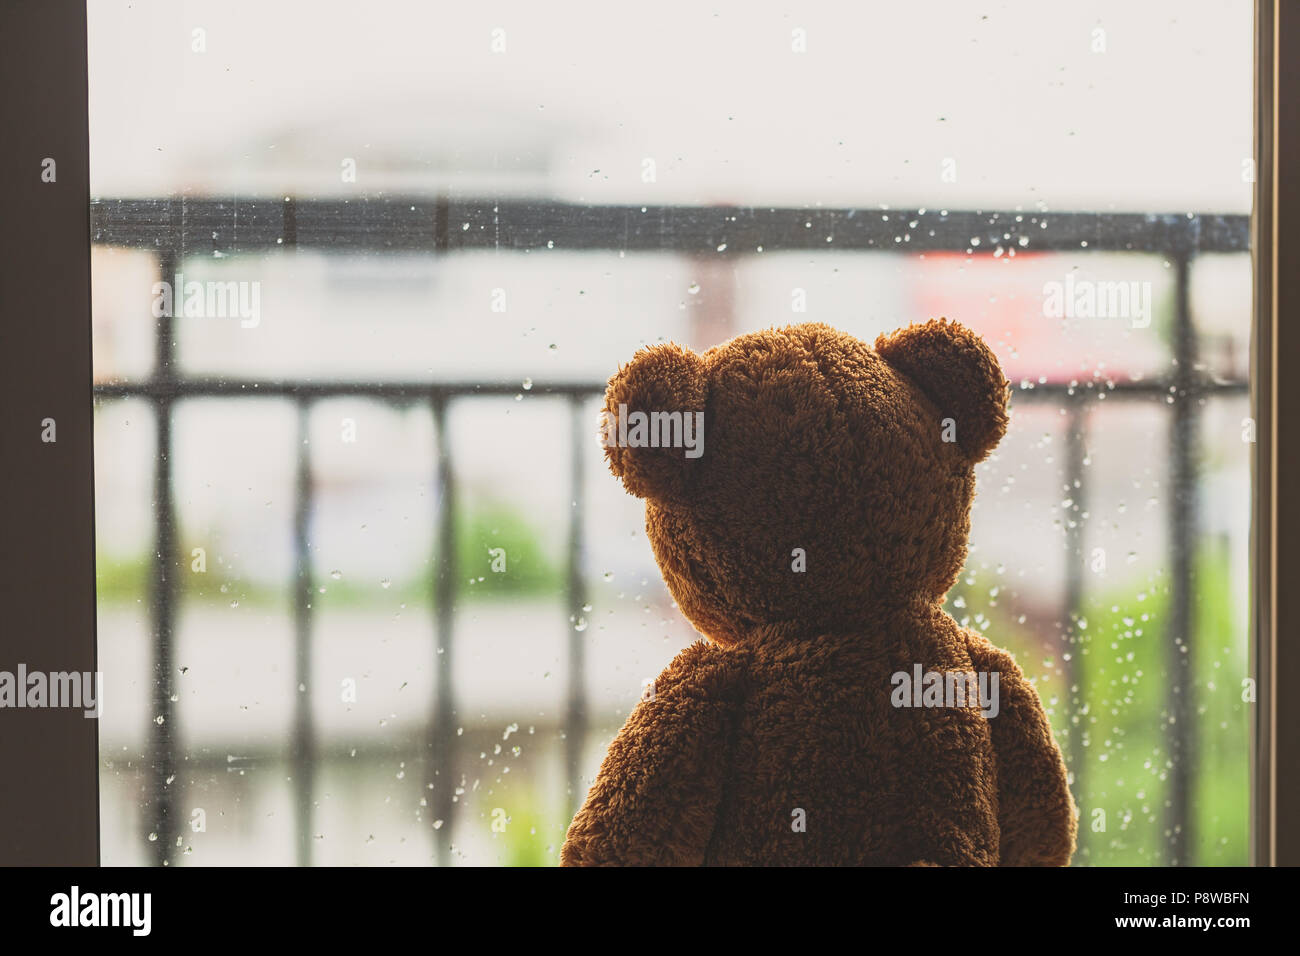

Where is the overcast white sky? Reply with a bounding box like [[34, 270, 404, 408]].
[[87, 0, 1254, 212]]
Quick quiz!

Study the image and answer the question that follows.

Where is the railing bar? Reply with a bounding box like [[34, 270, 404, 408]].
[[283, 196, 298, 249], [89, 380, 1248, 402], [147, 238, 180, 867], [1061, 397, 1089, 843], [87, 199, 1252, 256], [291, 399, 316, 866], [434, 193, 449, 254], [1168, 250, 1200, 865], [431, 395, 457, 866], [564, 396, 590, 820]]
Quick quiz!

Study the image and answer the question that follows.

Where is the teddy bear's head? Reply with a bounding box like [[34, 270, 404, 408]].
[[603, 320, 1009, 647]]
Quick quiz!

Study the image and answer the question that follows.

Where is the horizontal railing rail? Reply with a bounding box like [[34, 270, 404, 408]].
[[93, 378, 1246, 401], [91, 197, 1250, 256]]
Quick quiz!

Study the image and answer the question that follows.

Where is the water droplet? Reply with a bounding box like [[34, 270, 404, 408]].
[[687, 282, 701, 295], [330, 570, 343, 580], [522, 378, 533, 390]]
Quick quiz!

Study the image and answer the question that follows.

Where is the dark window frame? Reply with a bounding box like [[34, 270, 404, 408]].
[[0, 0, 100, 866], [1252, 0, 1299, 867]]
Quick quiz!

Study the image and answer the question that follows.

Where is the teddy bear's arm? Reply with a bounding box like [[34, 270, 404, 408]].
[[965, 632, 1078, 866], [560, 639, 736, 866]]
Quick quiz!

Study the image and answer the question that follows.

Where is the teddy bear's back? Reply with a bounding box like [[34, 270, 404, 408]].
[[701, 614, 1003, 866], [563, 323, 1077, 866]]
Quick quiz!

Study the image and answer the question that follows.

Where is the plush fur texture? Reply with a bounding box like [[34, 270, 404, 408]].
[[561, 320, 1076, 866]]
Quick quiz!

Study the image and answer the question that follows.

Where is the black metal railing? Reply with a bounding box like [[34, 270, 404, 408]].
[[90, 197, 1250, 866]]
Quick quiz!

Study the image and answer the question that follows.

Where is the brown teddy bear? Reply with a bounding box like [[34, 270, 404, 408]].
[[561, 320, 1076, 866]]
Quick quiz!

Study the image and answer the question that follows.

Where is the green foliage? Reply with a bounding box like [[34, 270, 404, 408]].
[[497, 798, 563, 868], [456, 504, 563, 598], [94, 550, 150, 603], [954, 545, 1248, 866], [96, 502, 563, 610]]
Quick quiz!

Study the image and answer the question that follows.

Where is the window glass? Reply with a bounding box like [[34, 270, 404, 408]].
[[89, 0, 1253, 865]]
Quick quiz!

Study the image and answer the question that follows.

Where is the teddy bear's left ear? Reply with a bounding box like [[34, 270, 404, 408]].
[[875, 318, 1009, 463]]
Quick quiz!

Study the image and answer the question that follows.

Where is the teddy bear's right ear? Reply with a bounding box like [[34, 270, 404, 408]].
[[601, 342, 709, 506]]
